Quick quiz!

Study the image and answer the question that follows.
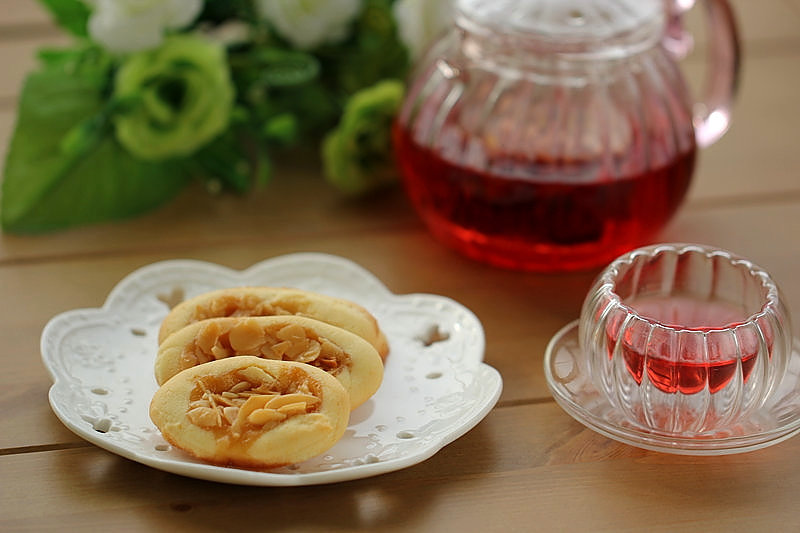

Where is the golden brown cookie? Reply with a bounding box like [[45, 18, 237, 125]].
[[158, 287, 389, 359], [155, 315, 383, 409], [150, 357, 349, 469]]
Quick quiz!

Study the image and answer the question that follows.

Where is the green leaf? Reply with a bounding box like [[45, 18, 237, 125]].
[[255, 48, 320, 87], [1, 71, 188, 233], [315, 0, 409, 95], [262, 113, 298, 145], [37, 45, 113, 85], [38, 47, 85, 70], [322, 80, 403, 195], [197, 0, 256, 25], [268, 82, 341, 136], [37, 0, 91, 37], [191, 130, 252, 194]]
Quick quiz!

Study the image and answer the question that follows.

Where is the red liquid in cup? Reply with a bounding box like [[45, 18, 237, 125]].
[[393, 125, 696, 271], [604, 296, 770, 395]]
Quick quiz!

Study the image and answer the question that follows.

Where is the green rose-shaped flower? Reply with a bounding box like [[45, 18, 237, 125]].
[[112, 35, 234, 160], [323, 79, 405, 195]]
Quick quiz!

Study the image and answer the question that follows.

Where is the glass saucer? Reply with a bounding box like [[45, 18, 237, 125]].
[[544, 320, 800, 455]]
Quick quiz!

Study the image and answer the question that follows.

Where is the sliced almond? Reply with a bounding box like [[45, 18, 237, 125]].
[[222, 406, 240, 425], [270, 340, 292, 358], [235, 394, 277, 426], [237, 365, 273, 384], [277, 402, 308, 416], [276, 323, 305, 343], [247, 408, 287, 425], [229, 381, 251, 393], [266, 393, 320, 410], [213, 395, 235, 407], [259, 344, 282, 360], [211, 343, 231, 360], [195, 321, 222, 353], [292, 340, 322, 363], [187, 406, 221, 427], [228, 320, 265, 353]]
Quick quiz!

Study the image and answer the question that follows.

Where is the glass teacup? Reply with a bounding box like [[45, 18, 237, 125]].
[[579, 244, 793, 435]]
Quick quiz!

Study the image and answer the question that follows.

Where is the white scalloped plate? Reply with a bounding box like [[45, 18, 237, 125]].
[[41, 253, 502, 486]]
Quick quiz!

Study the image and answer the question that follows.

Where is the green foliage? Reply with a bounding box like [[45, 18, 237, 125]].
[[2, 70, 187, 232], [252, 48, 321, 88], [37, 0, 90, 37], [317, 0, 409, 96], [190, 125, 270, 193], [323, 79, 405, 195], [2, 0, 415, 232], [111, 36, 235, 160], [197, 0, 256, 25]]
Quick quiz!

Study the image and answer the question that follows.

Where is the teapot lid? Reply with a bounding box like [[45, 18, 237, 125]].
[[456, 0, 664, 53]]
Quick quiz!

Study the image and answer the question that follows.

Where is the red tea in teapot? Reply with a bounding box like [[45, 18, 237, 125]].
[[391, 0, 738, 272], [394, 124, 696, 271]]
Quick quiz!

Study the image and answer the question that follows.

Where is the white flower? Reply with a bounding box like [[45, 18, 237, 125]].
[[86, 0, 203, 53], [255, 0, 363, 50], [393, 0, 455, 61]]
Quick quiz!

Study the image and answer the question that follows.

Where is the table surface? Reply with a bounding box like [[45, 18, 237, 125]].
[[2, 1, 800, 531]]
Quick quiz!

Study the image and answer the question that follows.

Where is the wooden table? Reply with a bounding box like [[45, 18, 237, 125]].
[[2, 1, 800, 530]]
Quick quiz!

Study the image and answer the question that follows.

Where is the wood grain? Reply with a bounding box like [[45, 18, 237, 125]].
[[0, 35, 70, 105], [2, 403, 800, 532], [1, 0, 54, 28], [1, 1, 799, 531], [4, 200, 799, 450]]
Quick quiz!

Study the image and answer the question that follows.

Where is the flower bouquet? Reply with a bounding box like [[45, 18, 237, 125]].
[[1, 0, 453, 233]]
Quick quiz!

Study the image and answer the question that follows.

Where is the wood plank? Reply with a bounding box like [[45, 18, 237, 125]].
[[0, 18, 797, 257], [685, 0, 800, 52], [0, 0, 795, 110], [0, 223, 594, 450], [0, 160, 420, 263], [0, 52, 798, 263], [785, 0, 800, 18], [2, 199, 799, 449], [730, 0, 800, 44], [1, 0, 797, 44], [1, 0, 54, 28], [682, 53, 800, 203], [0, 108, 14, 165], [0, 4, 797, 529], [2, 402, 800, 531], [2, 40, 800, 265], [665, 200, 800, 312], [2, 0, 798, 45], [0, 34, 71, 106]]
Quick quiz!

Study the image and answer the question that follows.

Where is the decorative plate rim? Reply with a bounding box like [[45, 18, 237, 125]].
[[41, 253, 503, 485]]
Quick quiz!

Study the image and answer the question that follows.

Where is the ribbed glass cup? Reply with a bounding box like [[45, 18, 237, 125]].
[[579, 244, 792, 435]]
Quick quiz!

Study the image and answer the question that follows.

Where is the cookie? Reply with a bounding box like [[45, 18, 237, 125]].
[[155, 315, 383, 409], [158, 287, 389, 359], [150, 357, 349, 469]]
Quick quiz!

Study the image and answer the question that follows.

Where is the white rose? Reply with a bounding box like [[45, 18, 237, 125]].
[[393, 0, 455, 61], [86, 0, 203, 53], [255, 0, 363, 50]]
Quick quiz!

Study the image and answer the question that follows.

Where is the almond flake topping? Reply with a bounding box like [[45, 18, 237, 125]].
[[185, 368, 321, 430], [189, 319, 348, 373]]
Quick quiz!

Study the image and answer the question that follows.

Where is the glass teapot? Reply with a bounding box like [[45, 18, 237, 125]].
[[393, 0, 739, 272]]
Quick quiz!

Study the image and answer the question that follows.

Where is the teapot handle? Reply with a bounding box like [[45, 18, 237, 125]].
[[667, 0, 741, 148]]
